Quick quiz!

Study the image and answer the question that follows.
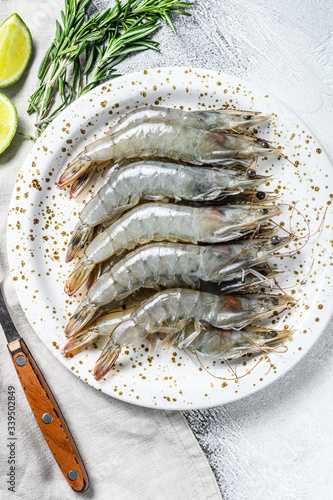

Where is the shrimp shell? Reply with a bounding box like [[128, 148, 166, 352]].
[[93, 290, 292, 380], [66, 202, 281, 293], [64, 237, 292, 337], [63, 266, 281, 357], [66, 160, 268, 259], [109, 106, 269, 135], [58, 119, 280, 189], [182, 325, 292, 360]]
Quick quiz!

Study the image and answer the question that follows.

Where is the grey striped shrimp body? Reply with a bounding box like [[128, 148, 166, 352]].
[[66, 161, 267, 261], [58, 119, 280, 189], [66, 202, 281, 294], [93, 290, 292, 380], [90, 253, 279, 293], [177, 325, 292, 360], [110, 106, 269, 135], [64, 237, 291, 337], [63, 267, 281, 357], [112, 291, 290, 343]]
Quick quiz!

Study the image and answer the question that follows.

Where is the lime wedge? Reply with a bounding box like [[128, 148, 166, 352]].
[[0, 93, 17, 153], [0, 13, 32, 87]]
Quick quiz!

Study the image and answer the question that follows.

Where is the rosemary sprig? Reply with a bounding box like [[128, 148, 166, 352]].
[[80, 19, 161, 95], [28, 0, 192, 137]]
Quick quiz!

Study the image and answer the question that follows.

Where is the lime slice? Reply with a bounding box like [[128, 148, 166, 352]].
[[0, 13, 32, 87], [0, 93, 17, 153]]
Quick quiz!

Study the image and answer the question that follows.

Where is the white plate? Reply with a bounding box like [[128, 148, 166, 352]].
[[7, 67, 333, 410]]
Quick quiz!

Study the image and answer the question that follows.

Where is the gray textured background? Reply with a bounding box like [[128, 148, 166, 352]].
[[90, 0, 333, 498]]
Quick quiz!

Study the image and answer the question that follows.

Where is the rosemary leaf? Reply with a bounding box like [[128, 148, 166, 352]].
[[38, 45, 54, 80], [28, 0, 192, 138]]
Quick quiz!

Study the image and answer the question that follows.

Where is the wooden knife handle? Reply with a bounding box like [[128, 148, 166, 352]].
[[7, 338, 89, 493]]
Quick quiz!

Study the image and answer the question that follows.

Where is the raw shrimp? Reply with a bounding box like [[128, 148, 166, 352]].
[[176, 325, 292, 361], [58, 119, 280, 188], [66, 202, 281, 293], [93, 289, 293, 379], [63, 267, 281, 356], [66, 160, 268, 259], [88, 246, 279, 290], [109, 106, 269, 135], [64, 237, 292, 337]]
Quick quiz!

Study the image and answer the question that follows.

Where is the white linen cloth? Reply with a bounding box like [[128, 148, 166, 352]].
[[0, 2, 222, 499]]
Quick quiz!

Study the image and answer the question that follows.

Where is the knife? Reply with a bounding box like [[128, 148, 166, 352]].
[[0, 287, 89, 493]]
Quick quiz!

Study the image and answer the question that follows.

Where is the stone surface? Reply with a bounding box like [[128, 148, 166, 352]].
[[90, 1, 333, 498]]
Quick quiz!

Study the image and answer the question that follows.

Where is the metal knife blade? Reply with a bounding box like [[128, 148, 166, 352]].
[[0, 288, 20, 344]]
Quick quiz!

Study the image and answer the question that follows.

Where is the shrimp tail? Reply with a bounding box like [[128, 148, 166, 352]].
[[86, 262, 102, 290], [66, 223, 94, 262], [69, 169, 92, 199], [65, 259, 95, 295], [94, 340, 121, 380], [58, 152, 92, 189], [61, 329, 99, 357], [64, 301, 97, 338]]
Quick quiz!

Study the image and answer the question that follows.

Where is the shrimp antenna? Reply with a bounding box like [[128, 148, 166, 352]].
[[240, 189, 255, 221], [243, 278, 254, 294], [268, 218, 294, 237], [246, 157, 258, 173], [280, 152, 297, 167], [195, 343, 288, 382], [236, 330, 289, 376], [219, 331, 238, 378], [264, 262, 296, 302], [210, 166, 219, 190], [296, 206, 327, 241], [286, 206, 327, 257], [274, 203, 311, 257], [263, 258, 315, 292], [234, 343, 254, 378], [289, 201, 298, 233], [267, 304, 294, 320], [237, 332, 273, 375], [278, 203, 310, 237]]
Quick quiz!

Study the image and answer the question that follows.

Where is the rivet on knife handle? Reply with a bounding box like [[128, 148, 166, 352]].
[[7, 338, 89, 493]]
